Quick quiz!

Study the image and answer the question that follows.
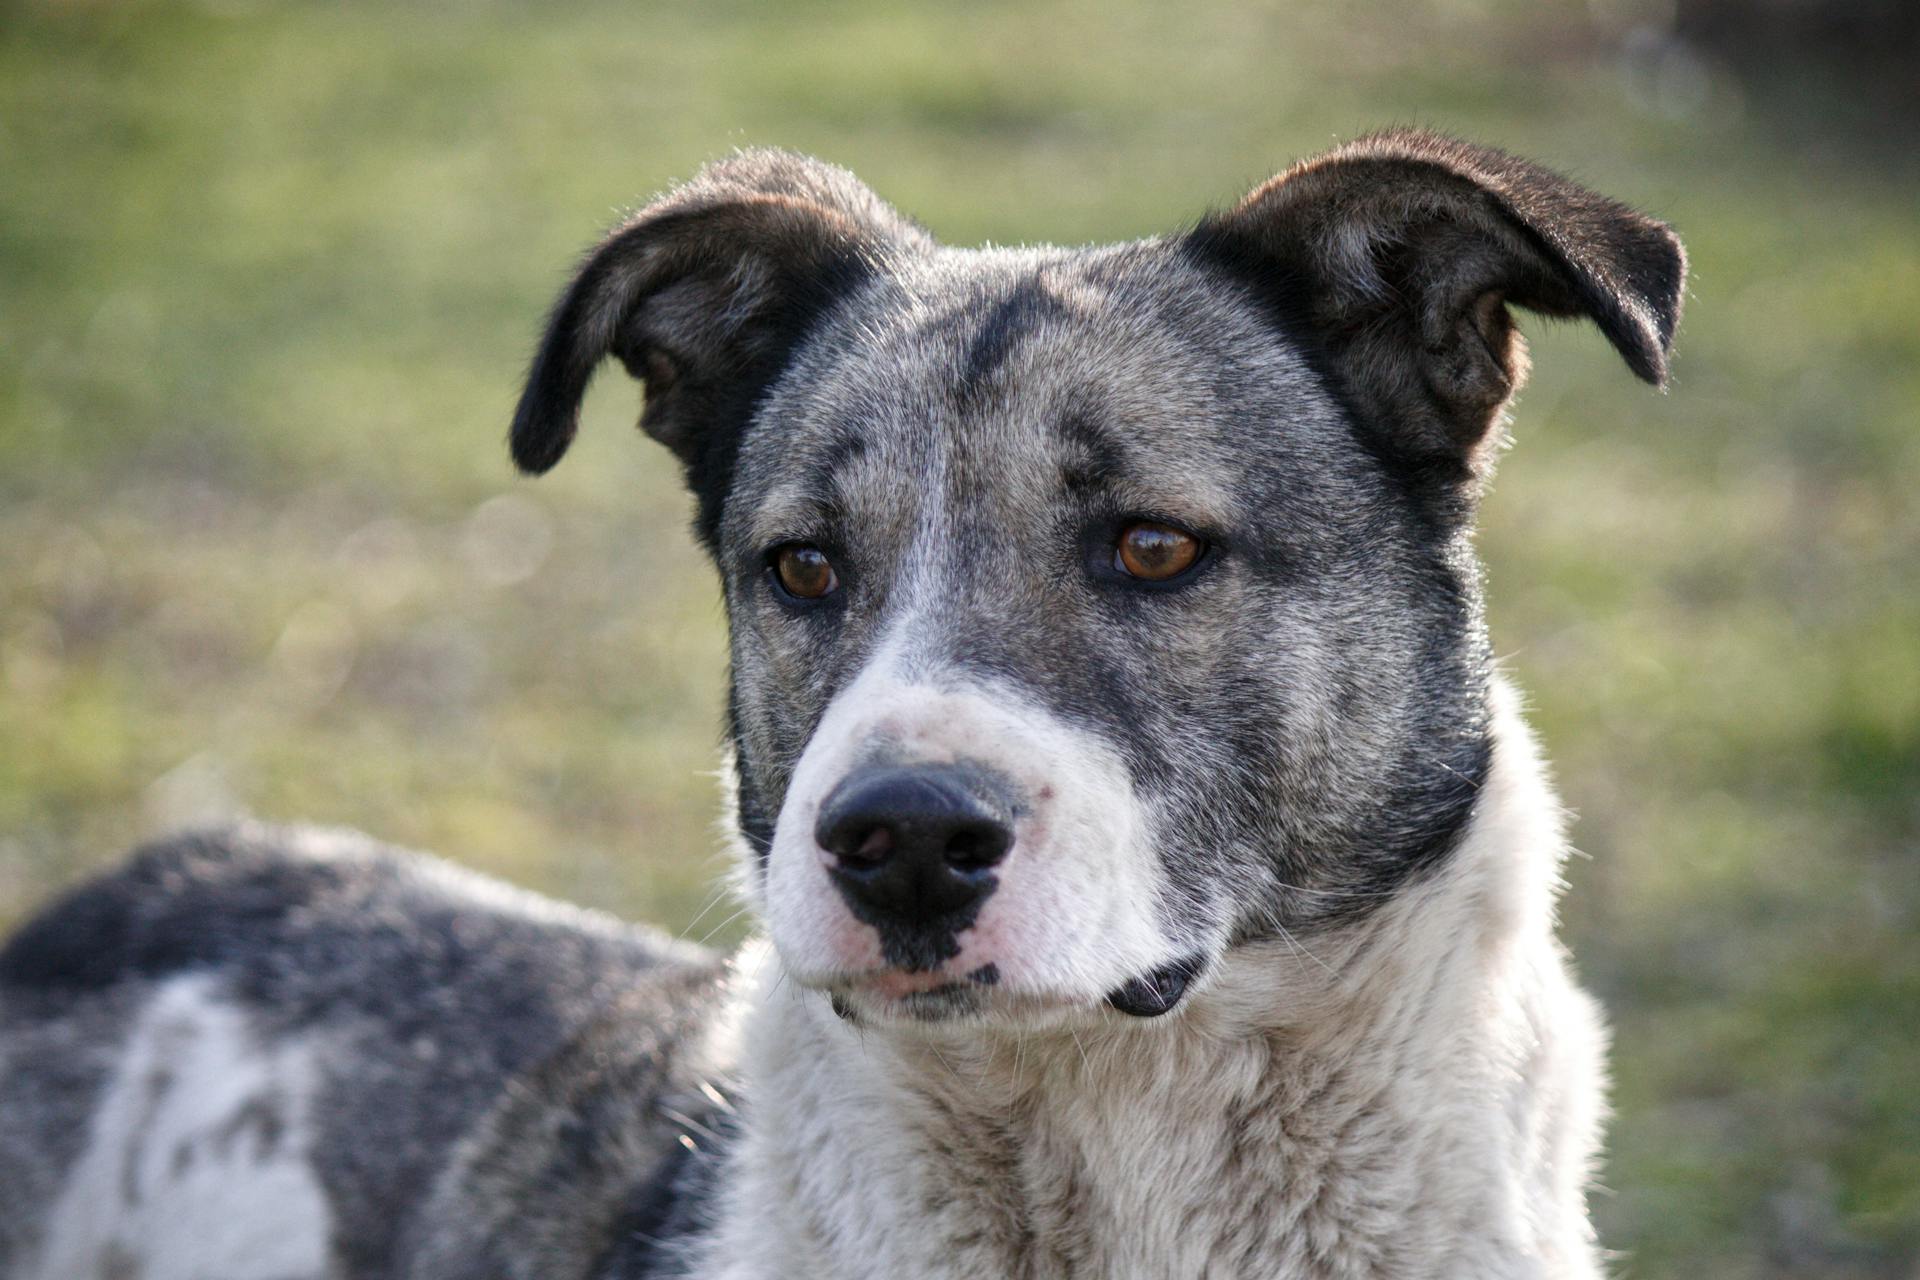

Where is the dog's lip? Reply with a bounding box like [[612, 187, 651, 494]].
[[817, 957, 1213, 1026], [846, 963, 1004, 1001], [828, 982, 1091, 1027], [820, 964, 1102, 1021]]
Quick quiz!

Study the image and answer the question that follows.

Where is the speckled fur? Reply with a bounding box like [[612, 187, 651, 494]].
[[0, 132, 1683, 1278]]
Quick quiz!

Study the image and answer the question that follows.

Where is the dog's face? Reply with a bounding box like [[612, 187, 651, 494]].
[[716, 248, 1497, 1025], [512, 134, 1684, 1029]]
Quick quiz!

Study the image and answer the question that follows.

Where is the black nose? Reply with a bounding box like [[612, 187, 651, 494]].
[[816, 764, 1014, 935]]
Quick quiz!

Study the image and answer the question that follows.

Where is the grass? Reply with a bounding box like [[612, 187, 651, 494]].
[[1, 1, 1915, 1273]]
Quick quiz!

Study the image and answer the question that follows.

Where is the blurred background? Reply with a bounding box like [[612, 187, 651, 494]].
[[1, 0, 1914, 1273]]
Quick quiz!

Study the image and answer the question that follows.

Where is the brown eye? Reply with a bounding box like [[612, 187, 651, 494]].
[[772, 544, 840, 600], [1114, 522, 1202, 582]]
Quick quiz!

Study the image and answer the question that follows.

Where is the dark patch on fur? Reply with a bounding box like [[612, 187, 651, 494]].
[[592, 1105, 737, 1279], [956, 276, 1069, 405], [841, 892, 988, 973], [0, 838, 344, 994], [814, 424, 871, 480], [726, 681, 778, 872], [1178, 227, 1472, 522], [99, 1241, 142, 1280], [670, 248, 881, 552], [213, 1089, 286, 1160], [0, 982, 140, 1268], [1053, 410, 1133, 500], [120, 1062, 173, 1207], [404, 969, 735, 1280]]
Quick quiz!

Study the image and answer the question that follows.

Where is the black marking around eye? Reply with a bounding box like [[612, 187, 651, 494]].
[[727, 683, 778, 871], [817, 429, 869, 478], [956, 276, 1069, 404], [1055, 411, 1131, 497], [784, 429, 872, 522]]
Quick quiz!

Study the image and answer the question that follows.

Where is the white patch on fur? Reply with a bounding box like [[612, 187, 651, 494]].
[[760, 628, 1176, 1012], [27, 974, 331, 1280]]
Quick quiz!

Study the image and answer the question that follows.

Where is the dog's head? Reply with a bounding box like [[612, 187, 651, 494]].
[[510, 134, 1684, 1029]]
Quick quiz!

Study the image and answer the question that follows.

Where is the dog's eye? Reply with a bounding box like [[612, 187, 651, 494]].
[[1114, 522, 1203, 582], [771, 544, 840, 600]]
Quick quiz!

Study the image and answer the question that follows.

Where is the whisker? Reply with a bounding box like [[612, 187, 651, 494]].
[[694, 905, 754, 948], [1272, 922, 1338, 978], [1268, 878, 1397, 901], [1431, 756, 1483, 790], [1068, 1029, 1093, 1076], [674, 882, 737, 943]]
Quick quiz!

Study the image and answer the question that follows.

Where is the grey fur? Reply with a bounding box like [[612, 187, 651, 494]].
[[1, 132, 1683, 1278]]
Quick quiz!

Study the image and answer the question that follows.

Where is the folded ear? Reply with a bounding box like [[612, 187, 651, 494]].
[[1187, 130, 1685, 485], [510, 149, 928, 492]]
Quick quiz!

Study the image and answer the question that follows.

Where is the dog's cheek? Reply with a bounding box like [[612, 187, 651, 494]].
[[1124, 595, 1332, 937], [725, 601, 841, 784], [946, 710, 1181, 995], [763, 844, 883, 978], [751, 641, 913, 977]]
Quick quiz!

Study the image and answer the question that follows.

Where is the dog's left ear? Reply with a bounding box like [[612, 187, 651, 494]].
[[1188, 130, 1685, 484]]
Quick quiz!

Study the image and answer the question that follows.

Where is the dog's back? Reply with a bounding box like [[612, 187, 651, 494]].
[[0, 825, 730, 1280]]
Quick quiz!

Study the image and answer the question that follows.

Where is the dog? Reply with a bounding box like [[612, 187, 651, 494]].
[[0, 130, 1684, 1279]]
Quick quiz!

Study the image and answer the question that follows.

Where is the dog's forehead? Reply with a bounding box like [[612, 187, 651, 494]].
[[728, 240, 1350, 550]]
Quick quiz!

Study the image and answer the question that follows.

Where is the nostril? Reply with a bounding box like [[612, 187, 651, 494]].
[[943, 822, 1010, 872], [840, 825, 894, 868]]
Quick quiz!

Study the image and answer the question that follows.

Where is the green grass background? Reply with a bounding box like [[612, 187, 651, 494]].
[[1, 1, 1914, 1274]]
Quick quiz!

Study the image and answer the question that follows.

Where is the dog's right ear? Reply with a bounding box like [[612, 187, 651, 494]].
[[510, 150, 926, 481]]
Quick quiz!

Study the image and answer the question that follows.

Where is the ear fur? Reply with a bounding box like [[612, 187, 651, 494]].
[[1187, 129, 1686, 483], [509, 150, 928, 494]]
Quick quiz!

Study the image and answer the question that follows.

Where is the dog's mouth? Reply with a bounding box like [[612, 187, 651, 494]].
[[823, 954, 1209, 1026], [827, 963, 1008, 1024]]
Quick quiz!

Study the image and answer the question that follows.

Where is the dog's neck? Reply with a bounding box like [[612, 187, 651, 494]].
[[681, 685, 1603, 1280]]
